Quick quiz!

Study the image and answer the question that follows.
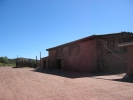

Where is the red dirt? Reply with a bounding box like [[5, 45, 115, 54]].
[[0, 67, 133, 100]]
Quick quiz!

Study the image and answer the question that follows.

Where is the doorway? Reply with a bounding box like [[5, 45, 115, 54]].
[[57, 59, 61, 69], [43, 61, 46, 69]]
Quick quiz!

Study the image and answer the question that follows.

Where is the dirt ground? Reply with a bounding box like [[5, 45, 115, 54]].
[[0, 67, 133, 100]]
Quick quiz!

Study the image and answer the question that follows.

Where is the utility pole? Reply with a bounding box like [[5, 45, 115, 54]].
[[16, 55, 18, 67], [40, 51, 41, 68]]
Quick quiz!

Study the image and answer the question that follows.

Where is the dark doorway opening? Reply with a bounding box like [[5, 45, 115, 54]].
[[43, 61, 46, 69], [57, 59, 61, 69]]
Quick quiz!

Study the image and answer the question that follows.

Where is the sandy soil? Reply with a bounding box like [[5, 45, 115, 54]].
[[0, 67, 133, 100]]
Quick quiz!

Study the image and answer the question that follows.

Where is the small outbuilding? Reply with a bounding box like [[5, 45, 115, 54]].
[[41, 57, 49, 69]]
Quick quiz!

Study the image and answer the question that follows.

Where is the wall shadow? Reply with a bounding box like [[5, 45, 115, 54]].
[[112, 74, 133, 83], [32, 69, 91, 78], [94, 74, 133, 83], [12, 66, 36, 68], [31, 68, 126, 79], [12, 66, 18, 68]]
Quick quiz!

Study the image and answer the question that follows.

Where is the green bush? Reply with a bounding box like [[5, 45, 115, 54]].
[[0, 63, 3, 66], [0, 63, 15, 67]]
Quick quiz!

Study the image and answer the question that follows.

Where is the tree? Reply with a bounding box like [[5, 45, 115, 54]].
[[0, 56, 9, 64], [31, 60, 36, 67]]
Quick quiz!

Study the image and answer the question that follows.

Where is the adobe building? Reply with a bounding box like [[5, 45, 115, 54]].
[[118, 41, 133, 75], [42, 32, 133, 73]]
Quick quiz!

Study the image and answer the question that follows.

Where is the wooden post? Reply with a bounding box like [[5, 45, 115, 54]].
[[36, 56, 37, 68]]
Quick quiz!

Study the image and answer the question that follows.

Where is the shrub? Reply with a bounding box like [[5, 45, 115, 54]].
[[0, 63, 3, 66]]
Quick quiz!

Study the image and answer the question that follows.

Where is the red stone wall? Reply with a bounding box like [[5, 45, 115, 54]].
[[47, 33, 133, 72], [48, 39, 98, 72], [48, 39, 127, 72], [127, 45, 133, 75], [96, 39, 127, 73], [63, 39, 97, 72], [48, 50, 57, 69]]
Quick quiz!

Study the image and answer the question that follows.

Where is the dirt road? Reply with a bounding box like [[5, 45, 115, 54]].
[[0, 67, 133, 100]]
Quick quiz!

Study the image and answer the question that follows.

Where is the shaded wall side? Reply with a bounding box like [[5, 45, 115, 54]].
[[101, 34, 133, 73], [101, 40, 127, 72], [127, 45, 133, 75]]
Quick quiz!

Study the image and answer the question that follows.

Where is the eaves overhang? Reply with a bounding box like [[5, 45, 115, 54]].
[[118, 41, 133, 47]]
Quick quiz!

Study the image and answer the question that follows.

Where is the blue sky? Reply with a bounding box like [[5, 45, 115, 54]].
[[0, 0, 133, 59]]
